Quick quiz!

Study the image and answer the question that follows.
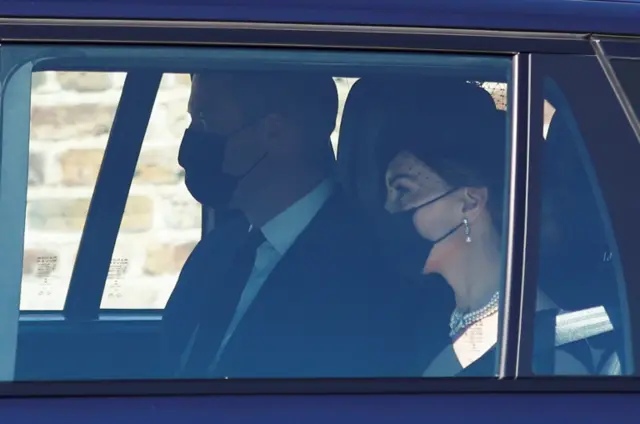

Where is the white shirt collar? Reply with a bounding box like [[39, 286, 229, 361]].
[[260, 178, 334, 255]]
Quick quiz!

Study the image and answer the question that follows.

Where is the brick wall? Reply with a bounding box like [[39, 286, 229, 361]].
[[20, 73, 515, 312], [23, 72, 200, 310]]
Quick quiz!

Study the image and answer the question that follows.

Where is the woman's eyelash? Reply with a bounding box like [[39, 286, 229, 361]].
[[394, 185, 410, 195]]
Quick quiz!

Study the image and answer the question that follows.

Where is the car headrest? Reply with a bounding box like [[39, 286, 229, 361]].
[[336, 77, 390, 209]]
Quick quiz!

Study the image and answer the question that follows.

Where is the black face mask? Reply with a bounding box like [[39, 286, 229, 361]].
[[376, 187, 463, 277], [178, 124, 267, 209]]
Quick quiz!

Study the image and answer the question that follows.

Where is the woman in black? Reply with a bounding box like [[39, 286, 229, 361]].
[[374, 81, 591, 376]]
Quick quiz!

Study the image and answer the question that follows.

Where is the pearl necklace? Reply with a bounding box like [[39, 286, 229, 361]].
[[449, 291, 500, 339]]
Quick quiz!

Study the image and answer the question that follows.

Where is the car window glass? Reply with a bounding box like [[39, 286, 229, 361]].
[[4, 45, 517, 381], [532, 55, 638, 376], [24, 72, 200, 310], [611, 58, 640, 124]]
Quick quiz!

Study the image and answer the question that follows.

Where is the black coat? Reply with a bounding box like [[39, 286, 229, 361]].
[[161, 190, 441, 378]]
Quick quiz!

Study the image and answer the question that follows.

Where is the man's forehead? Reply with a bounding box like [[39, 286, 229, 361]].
[[189, 72, 239, 112]]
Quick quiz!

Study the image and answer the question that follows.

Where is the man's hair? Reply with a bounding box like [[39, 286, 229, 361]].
[[195, 71, 339, 143]]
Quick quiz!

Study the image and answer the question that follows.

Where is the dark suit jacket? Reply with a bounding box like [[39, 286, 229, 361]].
[[161, 189, 436, 378]]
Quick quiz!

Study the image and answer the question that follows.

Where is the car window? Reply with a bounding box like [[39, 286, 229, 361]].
[[6, 45, 640, 383], [532, 54, 640, 376], [611, 58, 640, 121], [0, 45, 520, 381]]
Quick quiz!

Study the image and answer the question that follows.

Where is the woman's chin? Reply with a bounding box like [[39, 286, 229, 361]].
[[423, 257, 441, 275]]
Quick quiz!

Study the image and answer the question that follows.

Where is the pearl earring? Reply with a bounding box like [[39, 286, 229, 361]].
[[463, 217, 471, 243]]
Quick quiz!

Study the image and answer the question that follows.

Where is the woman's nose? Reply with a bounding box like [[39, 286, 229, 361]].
[[384, 191, 397, 213]]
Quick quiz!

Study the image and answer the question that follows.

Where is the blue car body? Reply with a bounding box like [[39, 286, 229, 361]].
[[0, 0, 639, 422]]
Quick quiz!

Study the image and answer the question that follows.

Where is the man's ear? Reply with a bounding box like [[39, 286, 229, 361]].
[[461, 187, 488, 223]]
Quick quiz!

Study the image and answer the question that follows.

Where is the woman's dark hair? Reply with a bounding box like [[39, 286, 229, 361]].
[[377, 81, 507, 233]]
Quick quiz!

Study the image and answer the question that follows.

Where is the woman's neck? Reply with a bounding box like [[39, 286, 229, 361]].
[[441, 232, 502, 313]]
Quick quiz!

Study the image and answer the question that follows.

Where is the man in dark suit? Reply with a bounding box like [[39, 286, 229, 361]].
[[162, 71, 424, 378]]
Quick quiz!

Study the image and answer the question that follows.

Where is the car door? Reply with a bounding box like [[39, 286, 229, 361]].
[[0, 22, 639, 423]]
